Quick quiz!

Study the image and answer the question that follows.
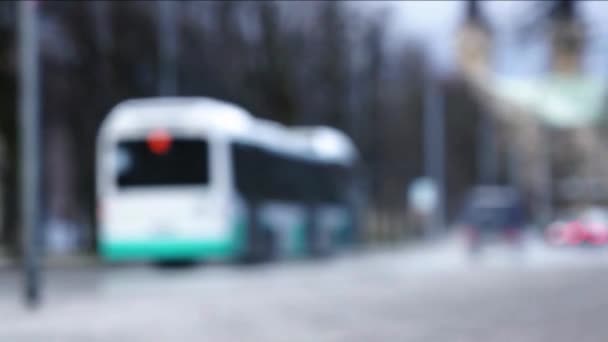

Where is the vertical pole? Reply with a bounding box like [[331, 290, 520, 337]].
[[91, 1, 112, 53], [507, 142, 519, 188], [158, 0, 178, 96], [18, 0, 41, 308], [478, 111, 498, 184], [540, 125, 553, 225], [423, 72, 445, 238]]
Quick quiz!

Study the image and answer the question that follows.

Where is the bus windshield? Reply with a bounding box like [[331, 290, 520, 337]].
[[115, 138, 209, 189]]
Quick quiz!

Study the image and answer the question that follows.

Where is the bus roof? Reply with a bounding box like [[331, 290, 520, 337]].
[[99, 97, 357, 165]]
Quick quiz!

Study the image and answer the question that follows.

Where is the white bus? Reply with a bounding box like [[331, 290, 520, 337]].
[[96, 97, 358, 262]]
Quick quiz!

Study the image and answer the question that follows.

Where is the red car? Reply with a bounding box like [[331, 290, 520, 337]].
[[545, 209, 608, 246]]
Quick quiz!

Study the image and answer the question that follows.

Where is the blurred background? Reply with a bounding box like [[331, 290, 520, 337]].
[[3, 0, 608, 341]]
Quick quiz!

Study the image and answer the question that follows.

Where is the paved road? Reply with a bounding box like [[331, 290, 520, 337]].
[[2, 234, 608, 341]]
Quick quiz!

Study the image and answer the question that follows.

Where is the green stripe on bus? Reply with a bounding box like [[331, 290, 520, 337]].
[[100, 239, 239, 261], [100, 216, 249, 262]]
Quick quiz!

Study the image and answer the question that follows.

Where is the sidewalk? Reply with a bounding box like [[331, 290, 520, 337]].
[[0, 252, 100, 270]]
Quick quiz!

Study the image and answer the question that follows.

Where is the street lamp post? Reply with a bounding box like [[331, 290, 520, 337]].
[[478, 110, 498, 184], [458, 0, 497, 185], [18, 0, 42, 308], [423, 70, 445, 238], [158, 0, 178, 96]]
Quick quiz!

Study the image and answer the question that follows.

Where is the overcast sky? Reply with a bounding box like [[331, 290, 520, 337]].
[[357, 0, 608, 77]]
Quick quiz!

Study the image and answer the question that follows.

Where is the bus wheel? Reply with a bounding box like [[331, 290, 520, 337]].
[[153, 260, 199, 268]]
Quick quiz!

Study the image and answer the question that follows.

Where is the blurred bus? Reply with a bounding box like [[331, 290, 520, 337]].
[[96, 97, 358, 263]]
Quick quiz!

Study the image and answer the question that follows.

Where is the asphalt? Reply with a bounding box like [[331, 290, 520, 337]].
[[2, 234, 608, 341]]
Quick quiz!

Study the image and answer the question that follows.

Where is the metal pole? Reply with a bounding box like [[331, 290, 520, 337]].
[[477, 110, 498, 184], [507, 142, 519, 188], [423, 72, 445, 238], [18, 0, 42, 308], [91, 1, 112, 53], [158, 0, 178, 96], [540, 125, 553, 225]]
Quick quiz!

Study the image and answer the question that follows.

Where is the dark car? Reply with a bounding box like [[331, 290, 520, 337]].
[[457, 186, 528, 254]]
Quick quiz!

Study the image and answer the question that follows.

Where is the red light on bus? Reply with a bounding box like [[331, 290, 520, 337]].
[[147, 129, 172, 155]]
